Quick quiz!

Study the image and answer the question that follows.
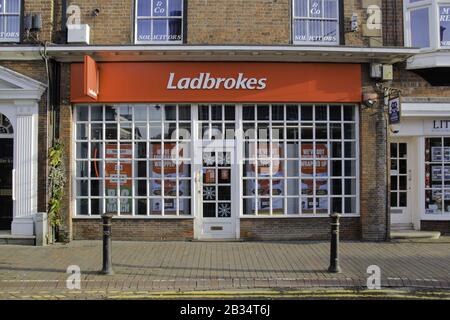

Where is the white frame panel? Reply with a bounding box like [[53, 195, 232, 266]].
[[403, 0, 450, 49], [0, 0, 21, 43], [292, 0, 340, 46], [134, 0, 184, 45]]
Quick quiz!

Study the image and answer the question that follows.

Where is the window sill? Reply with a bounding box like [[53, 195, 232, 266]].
[[240, 214, 360, 219], [73, 215, 194, 219], [421, 214, 450, 221]]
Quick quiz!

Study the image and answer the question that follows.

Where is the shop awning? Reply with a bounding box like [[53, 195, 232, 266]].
[[0, 45, 420, 64]]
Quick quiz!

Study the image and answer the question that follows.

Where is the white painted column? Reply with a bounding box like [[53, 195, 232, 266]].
[[11, 102, 39, 236]]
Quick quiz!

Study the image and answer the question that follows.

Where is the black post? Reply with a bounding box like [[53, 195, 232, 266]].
[[101, 213, 114, 275], [328, 212, 342, 273]]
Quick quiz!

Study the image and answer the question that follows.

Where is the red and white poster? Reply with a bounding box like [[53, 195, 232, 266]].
[[150, 143, 187, 214], [105, 144, 132, 214], [301, 144, 328, 212]]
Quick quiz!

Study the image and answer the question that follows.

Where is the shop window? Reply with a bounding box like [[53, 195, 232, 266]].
[[135, 0, 184, 44], [0, 0, 21, 42], [292, 0, 340, 45], [242, 104, 358, 216], [424, 137, 450, 214], [404, 0, 450, 49], [74, 104, 192, 216]]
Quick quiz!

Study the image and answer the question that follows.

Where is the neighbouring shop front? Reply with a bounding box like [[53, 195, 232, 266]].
[[70, 60, 363, 240], [390, 103, 450, 234]]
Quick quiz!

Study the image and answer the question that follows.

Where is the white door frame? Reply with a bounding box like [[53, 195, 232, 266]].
[[192, 104, 242, 240], [390, 138, 414, 226], [0, 66, 46, 235]]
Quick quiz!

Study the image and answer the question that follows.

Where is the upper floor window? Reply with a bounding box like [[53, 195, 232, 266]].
[[293, 0, 340, 45], [0, 0, 21, 42], [135, 0, 183, 44], [405, 0, 450, 49]]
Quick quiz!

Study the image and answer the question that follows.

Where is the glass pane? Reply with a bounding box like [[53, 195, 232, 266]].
[[301, 105, 313, 120], [136, 199, 147, 215], [294, 20, 308, 42], [3, 16, 19, 41], [286, 105, 299, 121], [425, 190, 442, 214], [76, 199, 89, 215], [152, 19, 168, 41], [169, 0, 183, 16], [294, 0, 308, 17], [153, 0, 167, 16], [410, 8, 430, 48], [76, 180, 89, 197], [76, 124, 88, 140], [257, 105, 270, 121], [135, 105, 147, 121], [77, 106, 89, 121], [287, 198, 299, 214], [243, 105, 255, 120], [168, 18, 182, 41], [149, 105, 163, 121], [137, 0, 152, 16], [91, 199, 102, 215]]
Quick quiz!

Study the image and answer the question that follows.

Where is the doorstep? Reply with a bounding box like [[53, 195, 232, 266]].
[[0, 231, 35, 246], [391, 230, 441, 240]]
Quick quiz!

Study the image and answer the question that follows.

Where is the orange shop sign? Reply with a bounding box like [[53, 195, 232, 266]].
[[71, 61, 362, 103]]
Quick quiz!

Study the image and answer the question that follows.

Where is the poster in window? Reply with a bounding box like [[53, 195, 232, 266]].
[[444, 147, 450, 162], [440, 6, 450, 47], [105, 144, 132, 214], [431, 147, 443, 162], [300, 144, 328, 211], [246, 143, 284, 213], [150, 143, 186, 214], [431, 166, 442, 181]]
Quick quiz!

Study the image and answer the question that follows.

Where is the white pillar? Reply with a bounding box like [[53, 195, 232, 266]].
[[11, 102, 39, 236]]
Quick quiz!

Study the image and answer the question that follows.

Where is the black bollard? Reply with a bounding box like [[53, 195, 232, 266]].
[[328, 212, 342, 273], [101, 213, 114, 275]]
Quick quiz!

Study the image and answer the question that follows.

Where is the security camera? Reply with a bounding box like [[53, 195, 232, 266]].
[[363, 99, 376, 108], [362, 92, 379, 108], [92, 8, 100, 16]]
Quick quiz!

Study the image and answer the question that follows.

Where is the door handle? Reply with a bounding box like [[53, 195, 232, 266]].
[[12, 169, 15, 201]]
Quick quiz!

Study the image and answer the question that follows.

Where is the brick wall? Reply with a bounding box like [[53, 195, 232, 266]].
[[187, 0, 290, 45], [382, 0, 403, 47], [240, 217, 361, 240], [12, 0, 377, 46], [421, 221, 450, 236], [73, 218, 194, 240], [66, 0, 134, 45]]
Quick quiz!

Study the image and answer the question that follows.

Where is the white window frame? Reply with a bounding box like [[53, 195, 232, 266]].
[[292, 0, 340, 46], [404, 0, 450, 49], [73, 104, 194, 219], [134, 0, 184, 45], [0, 0, 21, 43], [240, 103, 360, 218]]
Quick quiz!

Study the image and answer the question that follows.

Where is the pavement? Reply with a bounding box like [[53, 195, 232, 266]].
[[0, 239, 449, 299]]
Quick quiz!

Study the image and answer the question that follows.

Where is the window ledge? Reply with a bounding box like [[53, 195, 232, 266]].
[[72, 216, 194, 219], [421, 214, 450, 221]]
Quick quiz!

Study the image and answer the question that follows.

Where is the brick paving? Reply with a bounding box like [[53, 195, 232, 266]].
[[0, 239, 449, 299]]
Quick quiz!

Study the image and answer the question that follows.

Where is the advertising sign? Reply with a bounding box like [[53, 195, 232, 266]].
[[388, 96, 401, 124], [105, 144, 132, 214], [301, 144, 328, 212], [150, 143, 187, 214], [71, 62, 362, 103], [83, 55, 99, 100]]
